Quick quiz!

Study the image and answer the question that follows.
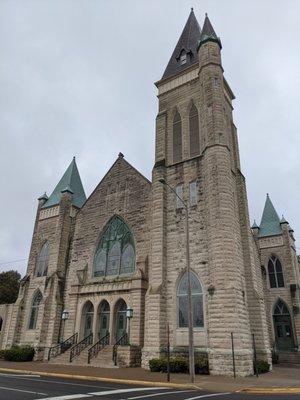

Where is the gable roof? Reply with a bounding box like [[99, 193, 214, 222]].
[[162, 9, 201, 80], [258, 194, 282, 237], [42, 157, 86, 209]]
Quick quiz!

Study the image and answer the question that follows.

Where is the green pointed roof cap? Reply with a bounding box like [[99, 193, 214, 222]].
[[280, 215, 288, 224], [198, 13, 222, 50], [42, 157, 86, 209], [258, 194, 282, 237], [251, 220, 259, 229], [38, 192, 48, 201], [162, 9, 201, 80]]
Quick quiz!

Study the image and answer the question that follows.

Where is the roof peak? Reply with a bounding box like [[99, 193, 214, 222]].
[[258, 194, 282, 237], [162, 9, 201, 80], [42, 157, 86, 209], [198, 13, 221, 50]]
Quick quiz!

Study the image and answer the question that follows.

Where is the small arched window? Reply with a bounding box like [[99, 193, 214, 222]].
[[274, 299, 290, 315], [173, 111, 182, 163], [93, 216, 135, 277], [177, 271, 203, 328], [28, 291, 43, 330], [36, 241, 50, 277], [268, 256, 284, 288], [189, 104, 200, 157]]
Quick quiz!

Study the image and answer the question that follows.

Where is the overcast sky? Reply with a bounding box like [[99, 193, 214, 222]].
[[1, 0, 300, 275]]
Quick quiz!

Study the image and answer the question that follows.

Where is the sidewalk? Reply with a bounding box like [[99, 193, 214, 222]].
[[0, 360, 299, 393]]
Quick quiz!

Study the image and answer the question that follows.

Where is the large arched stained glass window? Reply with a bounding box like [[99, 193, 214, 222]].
[[28, 290, 43, 330], [36, 241, 50, 277], [268, 255, 284, 288], [93, 216, 135, 277], [177, 271, 203, 328]]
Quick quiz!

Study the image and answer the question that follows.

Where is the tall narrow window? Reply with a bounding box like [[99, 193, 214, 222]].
[[28, 291, 43, 330], [176, 184, 184, 209], [173, 111, 182, 163], [189, 181, 197, 206], [0, 317, 3, 332], [268, 256, 284, 288], [177, 271, 203, 328], [36, 241, 50, 277], [189, 104, 200, 157]]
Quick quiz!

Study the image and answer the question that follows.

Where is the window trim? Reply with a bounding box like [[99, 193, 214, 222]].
[[268, 255, 285, 289], [28, 291, 43, 330]]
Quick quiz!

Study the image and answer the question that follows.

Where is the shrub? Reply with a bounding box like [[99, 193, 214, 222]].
[[149, 355, 209, 374], [3, 346, 35, 362], [0, 350, 5, 360], [254, 359, 270, 374]]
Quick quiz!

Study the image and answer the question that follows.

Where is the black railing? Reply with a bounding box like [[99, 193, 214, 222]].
[[48, 332, 78, 361], [69, 332, 93, 363], [87, 332, 110, 364], [112, 332, 128, 366]]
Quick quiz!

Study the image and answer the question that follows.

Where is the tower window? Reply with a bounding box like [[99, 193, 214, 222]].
[[180, 52, 187, 65], [268, 255, 284, 288], [189, 181, 197, 206], [28, 291, 43, 330], [189, 104, 200, 157], [176, 184, 184, 209], [173, 111, 182, 163], [36, 241, 50, 277]]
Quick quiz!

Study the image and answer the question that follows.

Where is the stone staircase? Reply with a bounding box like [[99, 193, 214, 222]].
[[48, 348, 72, 364], [278, 351, 300, 365], [89, 345, 117, 368]]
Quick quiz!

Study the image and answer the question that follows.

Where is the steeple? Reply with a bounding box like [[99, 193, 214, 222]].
[[258, 194, 282, 237], [198, 13, 221, 50], [162, 9, 201, 80], [42, 157, 86, 209]]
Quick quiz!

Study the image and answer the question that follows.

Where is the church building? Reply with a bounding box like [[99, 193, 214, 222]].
[[0, 10, 299, 376]]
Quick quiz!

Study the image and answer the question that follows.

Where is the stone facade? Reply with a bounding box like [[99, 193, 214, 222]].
[[1, 11, 299, 376]]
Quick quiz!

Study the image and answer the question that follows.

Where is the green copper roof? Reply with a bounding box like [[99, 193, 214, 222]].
[[198, 14, 221, 50], [258, 194, 282, 237], [42, 157, 86, 209]]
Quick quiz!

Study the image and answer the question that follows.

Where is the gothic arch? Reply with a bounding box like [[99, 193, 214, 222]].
[[272, 298, 295, 351], [28, 290, 43, 330], [35, 241, 50, 277], [173, 109, 182, 163], [267, 254, 285, 288], [188, 102, 200, 157]]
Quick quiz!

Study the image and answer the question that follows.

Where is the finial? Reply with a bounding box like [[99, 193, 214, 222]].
[[267, 193, 269, 197], [73, 156, 76, 160], [118, 152, 124, 159], [191, 7, 193, 12], [205, 12, 208, 17]]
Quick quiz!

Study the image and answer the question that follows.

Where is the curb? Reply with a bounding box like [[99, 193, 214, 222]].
[[0, 367, 200, 390], [237, 387, 300, 394]]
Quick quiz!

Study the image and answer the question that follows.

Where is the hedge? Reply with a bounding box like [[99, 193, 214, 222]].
[[149, 355, 209, 375], [3, 346, 35, 362], [253, 359, 270, 374]]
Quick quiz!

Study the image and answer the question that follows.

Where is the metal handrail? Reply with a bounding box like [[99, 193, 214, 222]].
[[112, 332, 128, 366], [87, 332, 110, 364], [48, 332, 78, 361], [69, 332, 93, 363]]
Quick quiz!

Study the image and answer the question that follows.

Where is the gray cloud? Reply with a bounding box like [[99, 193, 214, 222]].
[[1, 0, 300, 274]]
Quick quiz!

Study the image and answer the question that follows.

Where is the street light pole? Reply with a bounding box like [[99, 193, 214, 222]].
[[159, 178, 195, 383]]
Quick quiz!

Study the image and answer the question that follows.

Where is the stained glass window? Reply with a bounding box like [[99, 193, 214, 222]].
[[173, 111, 182, 163], [28, 291, 42, 330], [36, 241, 50, 277], [268, 256, 284, 288], [93, 216, 135, 277], [177, 271, 203, 328], [189, 104, 200, 157], [274, 299, 290, 315]]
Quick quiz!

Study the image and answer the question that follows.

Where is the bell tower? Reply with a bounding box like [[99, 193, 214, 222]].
[[143, 10, 271, 376]]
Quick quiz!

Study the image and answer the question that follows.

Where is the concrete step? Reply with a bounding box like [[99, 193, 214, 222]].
[[89, 345, 118, 368], [278, 351, 300, 364]]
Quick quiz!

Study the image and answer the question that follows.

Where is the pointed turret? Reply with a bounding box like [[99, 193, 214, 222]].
[[198, 13, 221, 50], [162, 9, 201, 80], [251, 220, 259, 229], [258, 194, 282, 237], [42, 157, 86, 209]]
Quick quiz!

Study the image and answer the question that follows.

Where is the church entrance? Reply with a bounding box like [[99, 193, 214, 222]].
[[273, 299, 295, 351], [115, 299, 127, 342], [82, 301, 94, 339], [98, 300, 110, 340]]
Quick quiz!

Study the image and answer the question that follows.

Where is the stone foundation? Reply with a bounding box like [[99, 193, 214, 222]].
[[117, 345, 142, 367]]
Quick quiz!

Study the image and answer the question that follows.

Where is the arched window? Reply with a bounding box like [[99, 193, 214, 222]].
[[177, 271, 203, 328], [274, 299, 290, 315], [36, 241, 50, 277], [0, 317, 3, 332], [28, 291, 43, 330], [93, 216, 135, 277], [173, 111, 182, 163], [268, 256, 284, 288], [189, 104, 200, 157]]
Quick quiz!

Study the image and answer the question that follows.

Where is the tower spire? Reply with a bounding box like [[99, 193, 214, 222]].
[[198, 13, 221, 50], [258, 194, 282, 237], [162, 9, 201, 80]]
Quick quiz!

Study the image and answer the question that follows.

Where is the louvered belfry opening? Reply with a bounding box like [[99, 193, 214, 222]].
[[173, 111, 182, 163], [189, 104, 200, 157]]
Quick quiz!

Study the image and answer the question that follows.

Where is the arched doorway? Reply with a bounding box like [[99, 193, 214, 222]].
[[114, 299, 127, 342], [98, 300, 110, 340], [273, 299, 295, 351], [82, 301, 94, 339]]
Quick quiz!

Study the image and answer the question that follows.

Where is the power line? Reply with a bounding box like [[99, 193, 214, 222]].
[[0, 258, 28, 266]]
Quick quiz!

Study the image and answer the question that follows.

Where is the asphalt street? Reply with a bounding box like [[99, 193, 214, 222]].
[[0, 372, 298, 400]]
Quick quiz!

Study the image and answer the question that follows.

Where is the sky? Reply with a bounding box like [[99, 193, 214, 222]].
[[1, 0, 300, 275]]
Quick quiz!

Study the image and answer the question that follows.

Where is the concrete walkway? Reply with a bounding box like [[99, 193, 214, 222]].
[[0, 361, 299, 393]]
